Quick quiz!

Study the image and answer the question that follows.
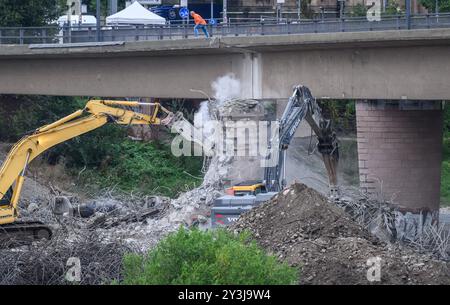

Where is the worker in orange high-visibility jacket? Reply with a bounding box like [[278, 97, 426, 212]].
[[190, 11, 210, 38]]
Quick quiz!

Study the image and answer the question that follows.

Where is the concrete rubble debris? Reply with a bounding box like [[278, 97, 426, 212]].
[[231, 183, 450, 284]]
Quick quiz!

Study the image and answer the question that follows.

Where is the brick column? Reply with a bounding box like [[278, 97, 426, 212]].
[[356, 101, 443, 234]]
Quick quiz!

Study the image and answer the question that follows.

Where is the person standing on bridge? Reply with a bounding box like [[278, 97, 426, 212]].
[[190, 11, 210, 38]]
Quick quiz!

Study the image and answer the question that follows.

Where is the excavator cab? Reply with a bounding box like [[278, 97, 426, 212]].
[[0, 187, 12, 207], [225, 180, 267, 196]]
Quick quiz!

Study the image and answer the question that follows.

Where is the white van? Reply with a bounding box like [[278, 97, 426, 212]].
[[55, 15, 97, 44], [56, 15, 97, 27]]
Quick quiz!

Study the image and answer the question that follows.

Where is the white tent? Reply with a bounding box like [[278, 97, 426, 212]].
[[106, 2, 166, 25]]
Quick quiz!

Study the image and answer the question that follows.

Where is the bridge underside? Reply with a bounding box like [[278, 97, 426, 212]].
[[1, 30, 450, 100]]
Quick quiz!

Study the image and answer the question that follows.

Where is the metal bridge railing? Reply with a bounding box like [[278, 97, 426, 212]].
[[1, 13, 450, 45]]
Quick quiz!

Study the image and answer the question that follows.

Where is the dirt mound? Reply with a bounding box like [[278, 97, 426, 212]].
[[231, 183, 450, 285]]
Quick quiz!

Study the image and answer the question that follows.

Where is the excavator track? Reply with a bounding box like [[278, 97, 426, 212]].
[[0, 221, 52, 247]]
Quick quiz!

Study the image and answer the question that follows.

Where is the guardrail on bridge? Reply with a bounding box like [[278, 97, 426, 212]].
[[1, 14, 450, 45]]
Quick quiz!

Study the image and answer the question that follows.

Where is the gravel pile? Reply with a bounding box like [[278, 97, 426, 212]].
[[231, 183, 450, 285]]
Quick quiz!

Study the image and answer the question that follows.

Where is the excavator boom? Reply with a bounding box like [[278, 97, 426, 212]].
[[263, 85, 339, 198], [0, 100, 177, 243]]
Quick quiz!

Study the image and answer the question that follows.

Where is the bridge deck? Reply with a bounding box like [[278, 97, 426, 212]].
[[1, 28, 450, 59]]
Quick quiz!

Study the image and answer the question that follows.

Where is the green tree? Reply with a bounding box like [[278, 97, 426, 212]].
[[300, 0, 314, 19], [85, 0, 127, 17], [420, 0, 450, 13], [351, 3, 368, 17], [0, 0, 65, 26], [444, 103, 450, 136], [384, 0, 402, 15], [0, 95, 125, 167]]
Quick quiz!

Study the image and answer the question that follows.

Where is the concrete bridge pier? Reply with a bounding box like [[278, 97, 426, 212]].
[[356, 100, 444, 239]]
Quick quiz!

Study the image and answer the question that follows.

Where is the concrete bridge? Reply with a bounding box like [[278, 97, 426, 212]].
[[0, 28, 448, 222], [1, 28, 450, 100]]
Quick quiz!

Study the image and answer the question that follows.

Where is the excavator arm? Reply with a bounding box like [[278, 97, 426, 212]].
[[0, 100, 175, 229], [263, 85, 339, 199]]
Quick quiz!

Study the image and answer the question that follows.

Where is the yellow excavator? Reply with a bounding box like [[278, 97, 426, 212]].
[[0, 100, 179, 242]]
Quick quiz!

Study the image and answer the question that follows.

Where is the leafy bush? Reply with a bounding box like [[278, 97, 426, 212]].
[[0, 95, 85, 141], [318, 100, 356, 134], [80, 140, 202, 197], [121, 227, 298, 285]]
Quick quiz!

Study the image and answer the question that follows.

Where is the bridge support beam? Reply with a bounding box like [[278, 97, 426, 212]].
[[356, 100, 443, 239]]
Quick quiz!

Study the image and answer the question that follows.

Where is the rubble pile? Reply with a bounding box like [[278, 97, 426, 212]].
[[0, 228, 137, 285], [335, 187, 450, 259], [231, 183, 450, 285]]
